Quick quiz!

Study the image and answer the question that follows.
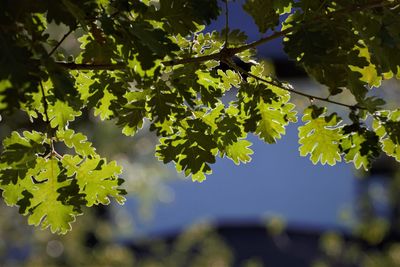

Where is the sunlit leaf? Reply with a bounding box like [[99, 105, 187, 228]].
[[299, 106, 343, 165], [341, 127, 380, 170], [57, 129, 96, 156], [373, 110, 400, 161], [62, 155, 125, 206], [224, 139, 253, 165]]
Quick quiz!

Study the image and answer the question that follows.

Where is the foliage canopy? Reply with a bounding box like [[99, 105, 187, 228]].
[[0, 0, 399, 233]]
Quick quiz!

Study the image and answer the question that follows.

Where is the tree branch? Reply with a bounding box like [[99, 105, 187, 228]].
[[55, 62, 127, 70], [162, 53, 223, 66], [162, 0, 392, 67], [226, 59, 367, 111]]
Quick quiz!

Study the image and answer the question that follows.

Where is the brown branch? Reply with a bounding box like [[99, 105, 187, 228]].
[[229, 30, 289, 55], [162, 53, 221, 66], [56, 62, 127, 70], [226, 59, 367, 111], [162, 0, 392, 67]]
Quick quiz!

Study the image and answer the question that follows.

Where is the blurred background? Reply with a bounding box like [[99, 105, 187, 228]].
[[1, 1, 400, 266]]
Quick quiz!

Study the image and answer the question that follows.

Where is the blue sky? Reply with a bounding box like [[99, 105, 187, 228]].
[[125, 123, 356, 237]]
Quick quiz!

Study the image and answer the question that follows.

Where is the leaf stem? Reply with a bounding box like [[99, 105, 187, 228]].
[[40, 81, 56, 154]]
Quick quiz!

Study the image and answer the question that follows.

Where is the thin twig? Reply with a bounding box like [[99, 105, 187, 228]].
[[224, 0, 229, 48], [48, 26, 76, 57], [55, 62, 127, 70], [161, 53, 220, 66], [229, 29, 290, 55], [226, 59, 367, 111]]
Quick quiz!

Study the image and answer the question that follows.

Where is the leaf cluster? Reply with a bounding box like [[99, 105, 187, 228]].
[[0, 0, 399, 233]]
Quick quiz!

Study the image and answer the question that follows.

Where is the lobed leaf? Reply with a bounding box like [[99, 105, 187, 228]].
[[298, 106, 343, 165], [57, 129, 96, 157], [341, 128, 380, 170], [0, 131, 47, 185], [224, 139, 253, 165], [62, 155, 125, 206], [256, 98, 296, 144], [48, 100, 82, 129], [24, 158, 79, 234], [243, 0, 280, 33], [373, 110, 400, 161]]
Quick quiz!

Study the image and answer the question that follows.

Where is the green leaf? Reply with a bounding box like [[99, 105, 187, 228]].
[[23, 79, 82, 128], [0, 79, 12, 110], [156, 119, 217, 182], [56, 129, 96, 157], [48, 100, 82, 129], [62, 0, 89, 30], [299, 106, 343, 165], [224, 139, 253, 165], [24, 158, 79, 234], [0, 131, 47, 185], [243, 0, 280, 33], [239, 65, 297, 143], [341, 127, 380, 170], [0, 128, 126, 234], [2, 0, 400, 235], [94, 88, 117, 120], [192, 31, 224, 58], [255, 98, 296, 144], [219, 29, 248, 46], [114, 89, 150, 136], [2, 157, 82, 234], [196, 70, 224, 105], [349, 45, 383, 88], [149, 81, 186, 123], [274, 0, 293, 14], [373, 110, 400, 161], [44, 59, 82, 110], [217, 69, 241, 91], [62, 155, 125, 206], [78, 34, 118, 64], [196, 102, 225, 133], [0, 35, 40, 112], [359, 96, 386, 113], [148, 0, 220, 36], [73, 71, 96, 103]]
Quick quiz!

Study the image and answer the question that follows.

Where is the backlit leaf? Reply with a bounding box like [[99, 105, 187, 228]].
[[224, 139, 253, 165], [24, 158, 78, 234], [299, 106, 343, 165], [373, 110, 400, 161], [48, 100, 82, 129], [62, 155, 125, 206], [56, 129, 96, 157], [341, 128, 380, 170]]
